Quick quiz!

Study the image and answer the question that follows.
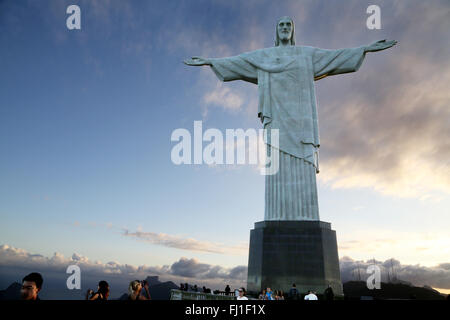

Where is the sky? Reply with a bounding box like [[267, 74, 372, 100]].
[[0, 0, 449, 297]]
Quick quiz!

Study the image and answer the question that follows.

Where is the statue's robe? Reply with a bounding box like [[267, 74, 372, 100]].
[[209, 45, 366, 220]]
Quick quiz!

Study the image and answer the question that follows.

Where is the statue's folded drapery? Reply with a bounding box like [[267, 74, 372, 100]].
[[209, 45, 366, 220]]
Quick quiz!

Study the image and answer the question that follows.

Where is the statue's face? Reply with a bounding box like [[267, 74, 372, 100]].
[[277, 18, 293, 43]]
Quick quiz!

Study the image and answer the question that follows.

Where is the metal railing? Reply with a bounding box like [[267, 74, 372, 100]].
[[170, 289, 236, 300]]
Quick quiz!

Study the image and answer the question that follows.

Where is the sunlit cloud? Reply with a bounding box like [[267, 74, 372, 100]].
[[338, 230, 450, 267], [317, 57, 450, 197], [122, 229, 248, 256], [202, 83, 244, 114]]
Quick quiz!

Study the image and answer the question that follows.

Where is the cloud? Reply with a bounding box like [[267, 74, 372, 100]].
[[337, 230, 450, 267], [288, 0, 450, 198], [199, 71, 259, 120], [159, 1, 264, 119], [317, 54, 450, 197], [170, 257, 242, 280], [340, 256, 450, 289], [0, 244, 166, 277], [1, 244, 449, 294], [202, 83, 244, 115], [0, 244, 247, 295], [122, 228, 248, 255]]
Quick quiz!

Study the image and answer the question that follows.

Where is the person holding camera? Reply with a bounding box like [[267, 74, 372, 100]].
[[140, 280, 151, 300], [128, 280, 151, 300], [86, 280, 110, 300]]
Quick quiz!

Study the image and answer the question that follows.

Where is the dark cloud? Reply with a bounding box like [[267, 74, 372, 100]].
[[297, 0, 450, 196], [228, 265, 248, 280], [170, 258, 214, 278]]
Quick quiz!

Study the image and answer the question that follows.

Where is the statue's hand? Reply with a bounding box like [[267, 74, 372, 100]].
[[365, 39, 398, 52], [183, 56, 211, 66]]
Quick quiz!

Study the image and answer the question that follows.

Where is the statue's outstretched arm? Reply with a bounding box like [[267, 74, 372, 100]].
[[364, 39, 398, 53], [184, 56, 212, 66], [184, 54, 257, 84]]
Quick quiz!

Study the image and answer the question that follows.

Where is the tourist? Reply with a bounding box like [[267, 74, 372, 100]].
[[237, 288, 248, 300], [21, 272, 43, 300], [258, 289, 266, 300], [265, 287, 274, 300], [324, 284, 334, 301], [225, 284, 231, 296], [140, 280, 151, 300], [128, 280, 147, 300], [86, 280, 109, 300], [273, 290, 279, 300], [289, 283, 299, 300], [304, 290, 318, 300]]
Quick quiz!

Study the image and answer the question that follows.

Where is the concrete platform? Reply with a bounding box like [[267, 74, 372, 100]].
[[247, 220, 343, 297]]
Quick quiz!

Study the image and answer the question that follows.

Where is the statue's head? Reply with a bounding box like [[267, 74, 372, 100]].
[[275, 16, 295, 46]]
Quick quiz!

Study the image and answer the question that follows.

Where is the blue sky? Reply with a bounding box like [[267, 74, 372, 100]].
[[1, 0, 449, 294]]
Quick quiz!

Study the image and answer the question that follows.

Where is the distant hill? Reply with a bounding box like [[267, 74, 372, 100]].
[[0, 282, 21, 300], [148, 281, 179, 300], [118, 276, 179, 300], [343, 281, 446, 300], [144, 276, 161, 286]]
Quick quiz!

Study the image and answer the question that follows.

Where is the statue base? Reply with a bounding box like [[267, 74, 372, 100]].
[[247, 220, 343, 297]]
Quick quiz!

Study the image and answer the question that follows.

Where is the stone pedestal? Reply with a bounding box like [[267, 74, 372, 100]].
[[247, 220, 343, 297]]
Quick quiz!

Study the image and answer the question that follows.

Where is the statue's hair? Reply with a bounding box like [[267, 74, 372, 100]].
[[275, 16, 295, 46]]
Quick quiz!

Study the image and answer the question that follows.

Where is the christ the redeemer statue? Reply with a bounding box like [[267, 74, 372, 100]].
[[185, 16, 396, 221]]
